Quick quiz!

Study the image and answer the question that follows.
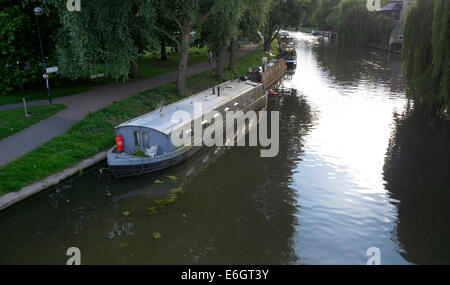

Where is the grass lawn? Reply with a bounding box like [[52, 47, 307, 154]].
[[0, 43, 277, 195], [0, 83, 95, 106], [138, 46, 208, 78], [0, 47, 209, 106], [0, 104, 66, 140]]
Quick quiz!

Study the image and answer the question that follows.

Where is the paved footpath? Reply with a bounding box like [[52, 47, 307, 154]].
[[0, 45, 257, 166]]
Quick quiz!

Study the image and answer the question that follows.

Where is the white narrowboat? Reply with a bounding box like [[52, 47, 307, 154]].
[[107, 79, 266, 177]]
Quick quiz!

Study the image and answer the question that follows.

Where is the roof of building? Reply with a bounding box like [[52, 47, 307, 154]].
[[117, 80, 262, 135], [379, 1, 403, 11]]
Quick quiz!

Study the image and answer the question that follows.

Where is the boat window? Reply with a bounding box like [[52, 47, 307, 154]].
[[134, 131, 140, 146], [142, 132, 149, 149]]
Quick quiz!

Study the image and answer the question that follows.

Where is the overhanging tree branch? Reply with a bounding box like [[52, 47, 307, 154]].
[[161, 3, 183, 31], [155, 26, 181, 46], [193, 7, 214, 26]]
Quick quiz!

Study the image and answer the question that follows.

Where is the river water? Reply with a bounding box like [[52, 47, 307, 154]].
[[1, 32, 449, 265]]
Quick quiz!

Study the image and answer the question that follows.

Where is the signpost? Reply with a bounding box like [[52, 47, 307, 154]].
[[6, 61, 31, 117], [46, 66, 58, 73]]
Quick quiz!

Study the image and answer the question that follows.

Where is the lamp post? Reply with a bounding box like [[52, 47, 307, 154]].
[[34, 7, 52, 104]]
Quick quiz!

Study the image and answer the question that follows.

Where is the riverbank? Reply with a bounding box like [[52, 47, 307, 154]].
[[0, 43, 277, 209], [0, 104, 66, 140]]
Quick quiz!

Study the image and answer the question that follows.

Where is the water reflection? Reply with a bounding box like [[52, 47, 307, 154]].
[[384, 106, 450, 264]]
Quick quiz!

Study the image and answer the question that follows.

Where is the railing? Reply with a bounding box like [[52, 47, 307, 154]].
[[260, 59, 287, 88]]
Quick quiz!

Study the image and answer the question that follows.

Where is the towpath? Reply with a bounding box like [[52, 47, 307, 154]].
[[0, 45, 257, 166]]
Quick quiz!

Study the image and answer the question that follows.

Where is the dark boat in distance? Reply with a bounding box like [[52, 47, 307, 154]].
[[277, 31, 297, 69]]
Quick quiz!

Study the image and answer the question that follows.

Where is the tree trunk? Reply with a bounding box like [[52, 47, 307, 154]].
[[176, 17, 191, 94], [263, 38, 272, 52], [216, 43, 228, 80], [228, 38, 237, 73], [129, 59, 139, 78], [160, 39, 167, 61]]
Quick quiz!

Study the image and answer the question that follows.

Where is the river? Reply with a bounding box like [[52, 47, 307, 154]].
[[1, 32, 449, 265]]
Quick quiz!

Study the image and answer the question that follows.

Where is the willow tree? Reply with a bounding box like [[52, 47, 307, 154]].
[[262, 0, 305, 51], [231, 0, 271, 72], [312, 0, 340, 30], [402, 0, 437, 111], [158, 0, 216, 94], [48, 0, 157, 81], [198, 0, 245, 79], [431, 0, 450, 110]]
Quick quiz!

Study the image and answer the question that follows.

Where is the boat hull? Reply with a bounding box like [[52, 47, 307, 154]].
[[108, 146, 203, 178]]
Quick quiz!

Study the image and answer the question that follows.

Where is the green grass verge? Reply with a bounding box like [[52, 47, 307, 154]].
[[138, 47, 208, 78], [0, 47, 208, 106], [0, 44, 275, 195], [0, 83, 95, 106], [0, 104, 66, 140]]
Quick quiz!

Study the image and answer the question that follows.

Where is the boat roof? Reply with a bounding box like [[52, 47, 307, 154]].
[[117, 80, 262, 135]]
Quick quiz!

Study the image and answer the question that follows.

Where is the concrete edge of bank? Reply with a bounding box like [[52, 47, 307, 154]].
[[0, 151, 108, 212]]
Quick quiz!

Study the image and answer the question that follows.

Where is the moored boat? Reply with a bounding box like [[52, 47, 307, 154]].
[[107, 79, 267, 177], [278, 46, 297, 69]]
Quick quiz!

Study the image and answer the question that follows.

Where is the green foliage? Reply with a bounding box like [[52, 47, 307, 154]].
[[403, 0, 449, 113], [262, 0, 306, 51], [200, 0, 244, 52], [431, 0, 450, 109], [0, 0, 59, 96], [48, 0, 157, 81], [0, 104, 66, 140], [238, 0, 271, 43], [133, 146, 147, 157], [312, 0, 340, 30], [334, 0, 394, 46]]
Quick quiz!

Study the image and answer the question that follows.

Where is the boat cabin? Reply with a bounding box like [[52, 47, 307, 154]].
[[113, 80, 264, 157]]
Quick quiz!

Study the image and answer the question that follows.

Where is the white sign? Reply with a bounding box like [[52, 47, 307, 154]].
[[366, 0, 381, 11], [46, 66, 59, 73]]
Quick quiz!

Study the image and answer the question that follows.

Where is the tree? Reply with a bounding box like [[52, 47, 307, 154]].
[[232, 0, 271, 71], [199, 0, 245, 79], [402, 0, 436, 111], [431, 0, 450, 109], [0, 0, 59, 96], [312, 0, 340, 30], [262, 0, 305, 52], [159, 0, 216, 94], [155, 3, 179, 61], [332, 0, 394, 47], [49, 0, 157, 81]]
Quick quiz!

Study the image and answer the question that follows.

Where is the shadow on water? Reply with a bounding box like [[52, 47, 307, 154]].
[[314, 39, 405, 93], [384, 106, 450, 264]]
